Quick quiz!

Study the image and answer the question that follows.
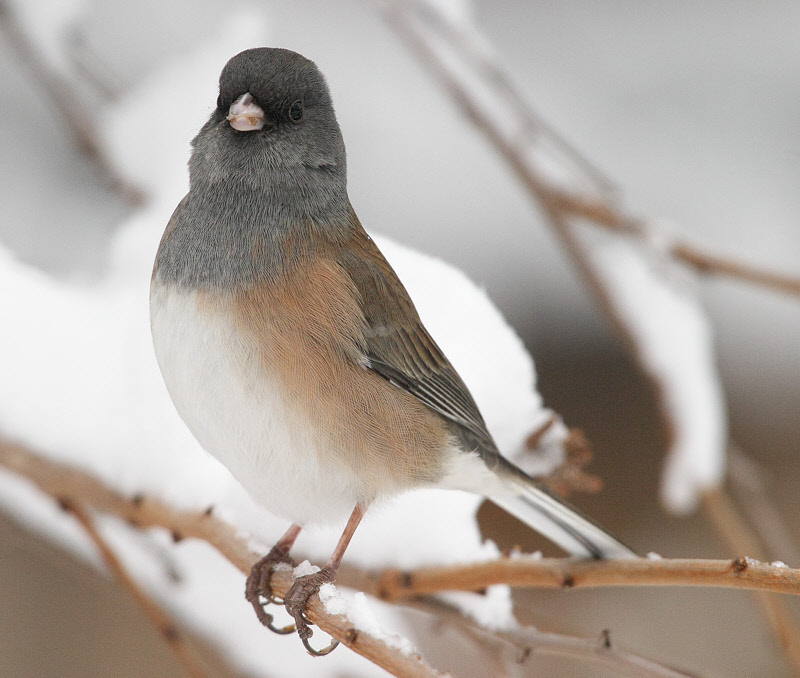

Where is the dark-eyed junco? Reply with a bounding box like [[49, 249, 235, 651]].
[[150, 47, 635, 654]]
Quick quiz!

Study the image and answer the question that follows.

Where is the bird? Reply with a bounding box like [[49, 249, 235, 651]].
[[150, 47, 635, 654]]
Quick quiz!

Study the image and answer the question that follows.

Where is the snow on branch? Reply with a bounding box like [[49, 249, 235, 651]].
[[0, 437, 445, 678], [4, 436, 786, 678]]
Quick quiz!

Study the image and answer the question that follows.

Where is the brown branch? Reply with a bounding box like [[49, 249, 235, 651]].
[[727, 448, 800, 566], [64, 500, 208, 678], [669, 243, 800, 297], [545, 187, 800, 298], [409, 597, 702, 678], [375, 556, 800, 602], [382, 6, 800, 671], [7, 435, 800, 605], [8, 436, 799, 677], [0, 437, 705, 678], [702, 488, 800, 675], [507, 626, 702, 678], [0, 437, 444, 678]]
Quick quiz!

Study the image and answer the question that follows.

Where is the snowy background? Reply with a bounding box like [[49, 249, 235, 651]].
[[1, 1, 800, 677]]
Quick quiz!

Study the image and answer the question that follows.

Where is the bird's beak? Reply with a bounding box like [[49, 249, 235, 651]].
[[227, 92, 265, 131]]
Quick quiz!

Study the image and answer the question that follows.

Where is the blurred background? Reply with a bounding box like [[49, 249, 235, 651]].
[[2, 0, 800, 676]]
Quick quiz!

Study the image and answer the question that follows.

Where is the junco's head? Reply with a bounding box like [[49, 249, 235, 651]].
[[189, 48, 347, 210]]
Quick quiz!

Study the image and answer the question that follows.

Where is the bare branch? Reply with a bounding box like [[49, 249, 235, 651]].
[[0, 437, 445, 678], [379, 6, 800, 670], [409, 597, 703, 678], [542, 187, 800, 298], [65, 500, 208, 678], [375, 556, 800, 602], [1, 436, 714, 678], [5, 438, 800, 637]]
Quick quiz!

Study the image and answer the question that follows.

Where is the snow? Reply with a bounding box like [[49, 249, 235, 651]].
[[508, 549, 543, 561], [437, 585, 517, 631], [589, 236, 727, 513], [319, 583, 348, 615], [0, 8, 566, 676], [294, 561, 322, 578]]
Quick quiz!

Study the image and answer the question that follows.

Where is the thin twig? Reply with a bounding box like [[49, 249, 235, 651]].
[[381, 0, 800, 300], [64, 500, 207, 678], [0, 1, 143, 203], [409, 597, 701, 678], [540, 186, 800, 298], [702, 489, 800, 675], [727, 448, 800, 566]]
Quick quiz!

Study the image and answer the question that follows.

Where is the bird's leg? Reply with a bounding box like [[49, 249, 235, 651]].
[[284, 504, 366, 655], [246, 523, 302, 631]]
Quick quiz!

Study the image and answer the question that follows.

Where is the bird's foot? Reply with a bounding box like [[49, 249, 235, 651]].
[[245, 546, 296, 633], [283, 565, 340, 655]]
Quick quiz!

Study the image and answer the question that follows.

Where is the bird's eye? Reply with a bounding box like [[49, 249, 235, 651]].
[[216, 94, 224, 109], [289, 100, 303, 122]]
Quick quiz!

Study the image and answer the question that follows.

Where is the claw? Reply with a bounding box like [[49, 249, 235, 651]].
[[301, 635, 340, 656], [265, 616, 296, 635], [265, 592, 284, 606], [245, 512, 355, 657], [283, 565, 336, 649], [245, 546, 296, 630], [248, 595, 295, 634]]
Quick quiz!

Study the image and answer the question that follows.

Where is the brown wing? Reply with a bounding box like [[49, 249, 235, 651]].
[[336, 217, 498, 455]]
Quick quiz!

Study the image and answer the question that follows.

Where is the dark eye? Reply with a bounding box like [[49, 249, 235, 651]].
[[216, 94, 224, 109], [289, 100, 303, 122]]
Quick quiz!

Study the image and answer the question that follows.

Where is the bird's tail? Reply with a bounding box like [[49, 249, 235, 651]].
[[489, 462, 637, 560]]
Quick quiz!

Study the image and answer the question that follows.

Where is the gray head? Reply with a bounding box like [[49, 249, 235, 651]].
[[189, 48, 348, 219], [155, 49, 353, 289]]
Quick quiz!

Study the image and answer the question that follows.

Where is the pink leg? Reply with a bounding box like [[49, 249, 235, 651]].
[[274, 523, 303, 555], [284, 505, 366, 653], [324, 504, 365, 571]]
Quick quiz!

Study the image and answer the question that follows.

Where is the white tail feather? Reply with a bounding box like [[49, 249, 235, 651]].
[[490, 480, 636, 559]]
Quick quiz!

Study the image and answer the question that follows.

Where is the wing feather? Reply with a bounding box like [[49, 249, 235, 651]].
[[335, 219, 496, 453]]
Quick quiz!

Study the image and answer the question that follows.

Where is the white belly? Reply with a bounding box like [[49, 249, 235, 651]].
[[149, 283, 360, 524]]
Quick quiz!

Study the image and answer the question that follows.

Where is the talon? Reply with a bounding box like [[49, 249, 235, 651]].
[[249, 601, 296, 634], [245, 545, 296, 629], [266, 617, 296, 635], [283, 565, 336, 647], [302, 635, 340, 656], [266, 593, 284, 606]]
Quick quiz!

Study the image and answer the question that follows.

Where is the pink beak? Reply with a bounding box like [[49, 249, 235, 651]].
[[227, 92, 265, 131]]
